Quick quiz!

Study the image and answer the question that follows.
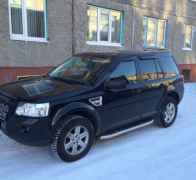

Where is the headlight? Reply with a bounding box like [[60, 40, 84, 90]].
[[16, 103, 50, 117]]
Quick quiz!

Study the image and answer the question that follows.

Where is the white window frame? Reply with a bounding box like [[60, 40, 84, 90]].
[[87, 6, 122, 47], [8, 0, 48, 42], [143, 16, 167, 49], [182, 25, 194, 51]]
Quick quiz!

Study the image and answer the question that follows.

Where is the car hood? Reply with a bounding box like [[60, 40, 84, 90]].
[[0, 77, 89, 102]]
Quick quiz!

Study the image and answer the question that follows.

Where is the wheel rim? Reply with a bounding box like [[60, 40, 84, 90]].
[[64, 125, 90, 156], [164, 102, 176, 124]]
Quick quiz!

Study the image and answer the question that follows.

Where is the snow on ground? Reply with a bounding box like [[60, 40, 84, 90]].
[[0, 83, 196, 180]]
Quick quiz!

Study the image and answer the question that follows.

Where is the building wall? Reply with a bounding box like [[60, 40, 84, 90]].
[[0, 0, 73, 67], [73, 0, 133, 54], [179, 64, 196, 81], [130, 0, 177, 15], [73, 0, 196, 81], [173, 0, 196, 81], [0, 0, 73, 83], [0, 0, 196, 83], [130, 1, 177, 50]]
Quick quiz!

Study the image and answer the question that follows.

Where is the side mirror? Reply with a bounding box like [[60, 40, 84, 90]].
[[105, 76, 128, 91]]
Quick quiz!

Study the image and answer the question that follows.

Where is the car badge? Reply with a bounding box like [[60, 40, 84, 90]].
[[89, 96, 103, 107]]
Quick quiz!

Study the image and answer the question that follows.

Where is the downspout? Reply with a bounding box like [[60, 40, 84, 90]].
[[72, 0, 75, 55], [131, 6, 135, 49]]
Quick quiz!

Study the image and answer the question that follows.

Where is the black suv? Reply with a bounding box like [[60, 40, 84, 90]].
[[0, 50, 184, 162]]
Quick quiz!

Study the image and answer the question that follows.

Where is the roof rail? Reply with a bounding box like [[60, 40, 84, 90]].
[[143, 48, 169, 52], [117, 49, 144, 53]]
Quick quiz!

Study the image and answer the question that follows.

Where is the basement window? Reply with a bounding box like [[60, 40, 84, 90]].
[[9, 0, 48, 42], [182, 69, 191, 81], [87, 5, 123, 47]]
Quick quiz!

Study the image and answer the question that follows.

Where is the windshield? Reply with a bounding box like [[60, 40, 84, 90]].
[[49, 56, 111, 85]]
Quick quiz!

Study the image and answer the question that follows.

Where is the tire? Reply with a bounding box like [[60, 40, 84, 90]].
[[51, 115, 95, 162], [156, 96, 178, 128]]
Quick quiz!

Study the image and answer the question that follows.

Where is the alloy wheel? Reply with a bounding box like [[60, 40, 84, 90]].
[[164, 102, 176, 124], [64, 125, 90, 156]]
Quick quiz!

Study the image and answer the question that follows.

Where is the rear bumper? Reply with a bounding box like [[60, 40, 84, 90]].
[[0, 115, 52, 146]]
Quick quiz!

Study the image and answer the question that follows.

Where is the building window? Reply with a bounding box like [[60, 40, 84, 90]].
[[183, 25, 193, 50], [87, 5, 123, 46], [143, 17, 167, 49], [9, 0, 47, 42]]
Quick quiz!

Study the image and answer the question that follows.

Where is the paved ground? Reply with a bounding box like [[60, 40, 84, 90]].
[[0, 83, 196, 180]]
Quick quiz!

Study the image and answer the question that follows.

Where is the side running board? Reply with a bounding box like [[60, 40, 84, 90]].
[[100, 120, 154, 140]]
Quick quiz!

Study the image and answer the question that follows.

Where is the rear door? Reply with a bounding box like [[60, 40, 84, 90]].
[[158, 54, 184, 100], [137, 57, 165, 118]]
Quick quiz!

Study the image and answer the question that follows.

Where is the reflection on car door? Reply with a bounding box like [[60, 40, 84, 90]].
[[137, 58, 165, 119], [100, 59, 144, 132]]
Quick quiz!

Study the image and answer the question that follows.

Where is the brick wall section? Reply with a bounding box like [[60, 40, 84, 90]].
[[179, 64, 196, 82], [1, 65, 196, 84], [0, 67, 52, 84]]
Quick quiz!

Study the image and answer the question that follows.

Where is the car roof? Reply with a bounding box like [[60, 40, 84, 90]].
[[76, 49, 170, 62]]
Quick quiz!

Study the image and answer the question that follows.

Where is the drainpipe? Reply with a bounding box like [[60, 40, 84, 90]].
[[131, 6, 135, 49], [72, 0, 75, 55]]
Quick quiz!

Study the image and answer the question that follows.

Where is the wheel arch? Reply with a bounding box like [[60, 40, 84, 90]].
[[51, 102, 101, 136], [167, 91, 180, 104]]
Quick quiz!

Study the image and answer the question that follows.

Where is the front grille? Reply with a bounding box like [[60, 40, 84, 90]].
[[0, 103, 9, 122], [0, 93, 14, 126]]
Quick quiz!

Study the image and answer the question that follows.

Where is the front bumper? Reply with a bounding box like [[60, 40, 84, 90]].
[[0, 115, 52, 146]]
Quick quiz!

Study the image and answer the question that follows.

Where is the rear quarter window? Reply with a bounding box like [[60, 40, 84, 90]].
[[159, 55, 179, 78]]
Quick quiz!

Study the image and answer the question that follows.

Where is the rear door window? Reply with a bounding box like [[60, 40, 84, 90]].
[[110, 61, 137, 83], [155, 61, 164, 79], [139, 60, 157, 81], [159, 55, 179, 78]]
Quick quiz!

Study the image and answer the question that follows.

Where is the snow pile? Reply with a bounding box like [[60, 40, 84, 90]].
[[0, 131, 13, 145], [0, 83, 196, 180]]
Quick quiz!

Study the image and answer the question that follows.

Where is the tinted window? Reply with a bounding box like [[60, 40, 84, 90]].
[[110, 61, 137, 82], [49, 56, 111, 85], [159, 56, 179, 78], [155, 61, 164, 79], [139, 60, 157, 81]]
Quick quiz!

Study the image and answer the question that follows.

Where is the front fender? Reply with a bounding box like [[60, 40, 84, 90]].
[[51, 102, 101, 135]]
